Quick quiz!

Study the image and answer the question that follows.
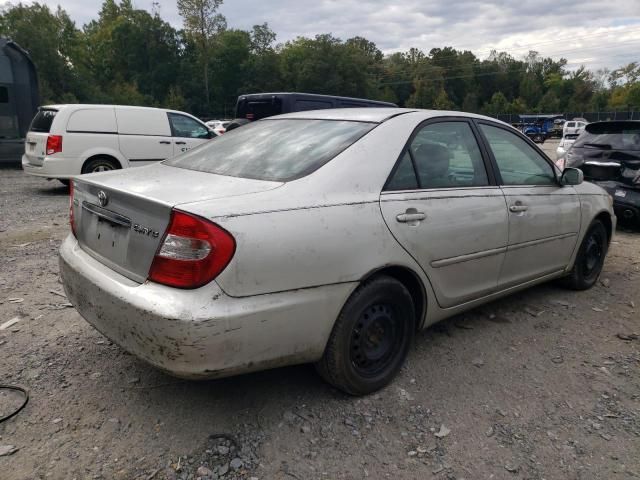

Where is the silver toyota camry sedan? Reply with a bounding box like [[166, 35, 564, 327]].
[[60, 108, 615, 395]]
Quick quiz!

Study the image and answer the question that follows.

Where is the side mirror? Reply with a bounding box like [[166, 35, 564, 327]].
[[561, 167, 583, 186]]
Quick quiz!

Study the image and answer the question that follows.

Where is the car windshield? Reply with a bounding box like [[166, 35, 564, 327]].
[[574, 122, 640, 151], [165, 119, 376, 181]]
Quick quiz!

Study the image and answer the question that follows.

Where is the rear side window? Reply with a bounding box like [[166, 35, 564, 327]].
[[386, 121, 489, 190], [165, 119, 375, 181], [30, 109, 58, 133], [574, 123, 640, 151], [295, 100, 333, 111], [0, 86, 8, 103]]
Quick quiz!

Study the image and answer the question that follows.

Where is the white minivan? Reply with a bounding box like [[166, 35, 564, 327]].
[[22, 104, 216, 185]]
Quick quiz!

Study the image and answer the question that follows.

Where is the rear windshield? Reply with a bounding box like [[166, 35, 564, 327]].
[[574, 122, 640, 151], [29, 109, 58, 133], [236, 99, 283, 120], [165, 119, 376, 181]]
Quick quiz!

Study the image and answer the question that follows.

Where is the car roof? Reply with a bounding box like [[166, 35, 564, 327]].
[[272, 108, 508, 125], [40, 104, 192, 115]]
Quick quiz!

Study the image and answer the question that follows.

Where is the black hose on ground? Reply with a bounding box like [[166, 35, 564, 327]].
[[0, 385, 29, 424]]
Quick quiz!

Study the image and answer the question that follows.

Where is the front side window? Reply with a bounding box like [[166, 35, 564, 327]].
[[165, 119, 375, 181], [480, 124, 556, 186], [168, 113, 210, 139]]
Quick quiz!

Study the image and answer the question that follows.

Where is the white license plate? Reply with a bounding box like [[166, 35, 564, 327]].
[[614, 189, 627, 198]]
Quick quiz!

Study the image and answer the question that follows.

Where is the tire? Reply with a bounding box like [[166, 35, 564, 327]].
[[82, 156, 119, 174], [533, 134, 544, 143], [58, 179, 70, 187], [315, 275, 415, 396], [560, 220, 608, 290]]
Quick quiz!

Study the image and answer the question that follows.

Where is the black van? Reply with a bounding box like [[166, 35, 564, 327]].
[[0, 38, 39, 163], [235, 92, 397, 121]]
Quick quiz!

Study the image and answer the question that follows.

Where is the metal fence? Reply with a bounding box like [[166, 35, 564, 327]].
[[495, 111, 640, 124]]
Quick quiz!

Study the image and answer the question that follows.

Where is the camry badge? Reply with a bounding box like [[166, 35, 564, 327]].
[[97, 191, 108, 207]]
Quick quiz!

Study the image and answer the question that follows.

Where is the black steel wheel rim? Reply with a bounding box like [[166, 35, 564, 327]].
[[583, 230, 604, 276], [350, 303, 403, 377]]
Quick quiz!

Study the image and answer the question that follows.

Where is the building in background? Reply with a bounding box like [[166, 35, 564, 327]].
[[0, 38, 39, 163]]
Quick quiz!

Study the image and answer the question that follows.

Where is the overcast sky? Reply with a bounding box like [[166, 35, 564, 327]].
[[10, 0, 640, 71]]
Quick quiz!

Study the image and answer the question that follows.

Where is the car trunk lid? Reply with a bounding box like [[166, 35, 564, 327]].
[[72, 163, 282, 283]]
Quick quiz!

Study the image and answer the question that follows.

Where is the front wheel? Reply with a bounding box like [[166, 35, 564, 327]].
[[533, 134, 544, 143], [315, 275, 415, 395], [560, 220, 608, 290]]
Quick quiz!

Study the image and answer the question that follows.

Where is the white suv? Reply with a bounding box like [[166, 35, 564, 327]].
[[563, 120, 587, 136], [22, 105, 215, 185]]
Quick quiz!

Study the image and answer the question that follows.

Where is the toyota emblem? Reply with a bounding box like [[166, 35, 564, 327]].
[[97, 190, 108, 207]]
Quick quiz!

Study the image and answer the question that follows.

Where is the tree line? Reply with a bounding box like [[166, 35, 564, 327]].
[[1, 0, 639, 119]]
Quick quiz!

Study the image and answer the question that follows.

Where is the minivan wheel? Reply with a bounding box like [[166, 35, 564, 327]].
[[315, 275, 415, 396], [82, 157, 119, 174], [560, 220, 608, 290]]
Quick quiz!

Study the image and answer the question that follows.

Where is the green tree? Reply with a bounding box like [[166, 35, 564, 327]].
[[177, 0, 226, 111]]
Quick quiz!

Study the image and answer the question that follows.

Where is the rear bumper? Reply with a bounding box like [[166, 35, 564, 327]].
[[22, 154, 81, 179], [593, 181, 640, 221], [59, 235, 352, 379]]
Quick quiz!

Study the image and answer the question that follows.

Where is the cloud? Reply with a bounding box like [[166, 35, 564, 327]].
[[10, 0, 640, 70]]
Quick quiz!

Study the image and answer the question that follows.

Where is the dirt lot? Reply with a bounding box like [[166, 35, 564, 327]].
[[1, 142, 639, 480]]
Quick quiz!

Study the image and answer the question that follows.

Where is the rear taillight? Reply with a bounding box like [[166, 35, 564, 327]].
[[46, 135, 63, 155], [148, 210, 235, 289], [69, 180, 76, 237]]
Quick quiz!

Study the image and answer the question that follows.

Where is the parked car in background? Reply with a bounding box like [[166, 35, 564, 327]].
[[518, 114, 563, 143], [556, 132, 580, 162], [235, 92, 397, 121], [22, 105, 216, 185], [60, 108, 614, 395], [566, 120, 640, 225], [206, 120, 231, 135], [563, 120, 588, 136]]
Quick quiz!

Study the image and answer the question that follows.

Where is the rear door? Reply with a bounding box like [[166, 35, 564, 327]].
[[477, 122, 581, 288], [115, 108, 174, 166], [167, 112, 212, 156], [23, 108, 57, 166], [380, 119, 508, 308]]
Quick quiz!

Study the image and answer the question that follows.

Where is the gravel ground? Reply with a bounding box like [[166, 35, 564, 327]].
[[1, 141, 639, 480]]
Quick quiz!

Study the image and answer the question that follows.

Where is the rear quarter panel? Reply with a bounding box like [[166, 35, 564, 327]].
[[211, 201, 424, 298]]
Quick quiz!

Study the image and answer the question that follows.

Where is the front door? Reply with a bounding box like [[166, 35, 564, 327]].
[[380, 120, 509, 308], [167, 113, 212, 157], [477, 122, 581, 288]]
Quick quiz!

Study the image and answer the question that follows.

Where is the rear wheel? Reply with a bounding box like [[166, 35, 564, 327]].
[[82, 156, 119, 174], [315, 275, 415, 395], [560, 220, 608, 290], [533, 133, 544, 143], [58, 179, 70, 187]]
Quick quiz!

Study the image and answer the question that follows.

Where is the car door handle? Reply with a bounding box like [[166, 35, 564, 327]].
[[175, 141, 187, 145], [509, 204, 529, 213], [159, 141, 171, 145], [396, 212, 426, 223]]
